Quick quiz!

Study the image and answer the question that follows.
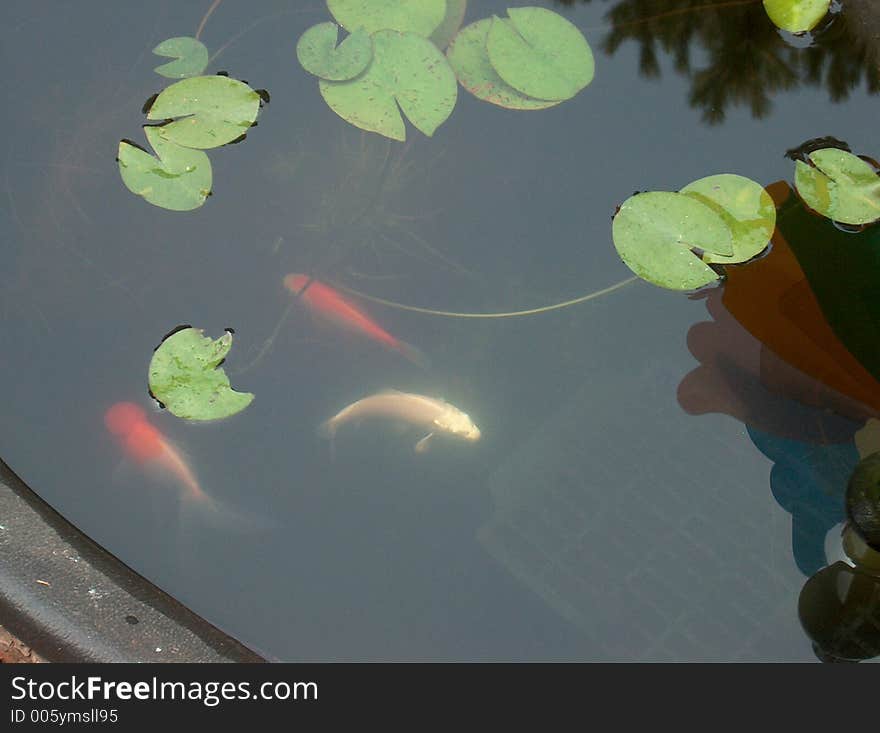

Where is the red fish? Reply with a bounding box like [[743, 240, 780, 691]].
[[104, 402, 205, 503], [283, 273, 425, 365]]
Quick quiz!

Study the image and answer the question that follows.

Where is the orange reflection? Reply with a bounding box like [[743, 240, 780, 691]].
[[721, 182, 880, 418]]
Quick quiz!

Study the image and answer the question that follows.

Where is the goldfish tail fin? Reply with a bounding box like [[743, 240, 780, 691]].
[[395, 340, 430, 370], [182, 492, 278, 533]]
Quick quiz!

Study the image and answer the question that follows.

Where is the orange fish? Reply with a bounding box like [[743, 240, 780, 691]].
[[104, 402, 205, 503], [283, 273, 425, 366]]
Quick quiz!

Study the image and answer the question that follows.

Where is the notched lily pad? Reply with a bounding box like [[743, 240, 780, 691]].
[[153, 36, 210, 79], [319, 29, 457, 141], [447, 18, 559, 110], [148, 327, 254, 421], [117, 126, 212, 211], [680, 174, 776, 264], [327, 0, 446, 36], [612, 191, 732, 291], [794, 148, 880, 225], [763, 0, 831, 34], [486, 7, 594, 102], [148, 75, 261, 149], [297, 22, 372, 81]]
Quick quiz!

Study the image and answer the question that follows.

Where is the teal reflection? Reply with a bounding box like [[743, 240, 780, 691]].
[[747, 425, 857, 576]]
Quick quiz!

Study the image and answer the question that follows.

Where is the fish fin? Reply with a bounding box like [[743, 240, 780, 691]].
[[181, 492, 278, 533], [414, 433, 434, 453], [317, 417, 336, 439], [395, 340, 430, 369], [318, 418, 337, 460]]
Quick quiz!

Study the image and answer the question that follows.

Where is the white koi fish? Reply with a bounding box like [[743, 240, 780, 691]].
[[320, 390, 481, 452]]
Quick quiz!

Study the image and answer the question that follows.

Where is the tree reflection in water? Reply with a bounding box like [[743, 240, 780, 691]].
[[556, 0, 879, 123]]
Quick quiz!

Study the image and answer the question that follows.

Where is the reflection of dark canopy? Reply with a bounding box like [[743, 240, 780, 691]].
[[556, 0, 880, 123]]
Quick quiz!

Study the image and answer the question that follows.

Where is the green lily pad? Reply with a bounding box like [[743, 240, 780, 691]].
[[680, 174, 776, 264], [152, 36, 210, 79], [430, 0, 468, 51], [486, 7, 594, 102], [446, 18, 559, 110], [763, 0, 831, 33], [327, 0, 446, 36], [117, 126, 212, 211], [147, 75, 261, 149], [319, 30, 457, 141], [297, 22, 372, 81], [612, 191, 733, 291], [794, 148, 880, 225], [149, 328, 254, 421]]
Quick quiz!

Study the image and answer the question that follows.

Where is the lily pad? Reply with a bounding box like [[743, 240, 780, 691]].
[[447, 18, 559, 110], [118, 126, 212, 211], [680, 174, 776, 264], [297, 22, 372, 81], [327, 0, 446, 36], [149, 328, 254, 421], [612, 191, 732, 290], [486, 7, 594, 102], [763, 0, 831, 33], [794, 148, 880, 225], [147, 75, 261, 149], [152, 36, 209, 79], [319, 30, 457, 141], [430, 0, 468, 51]]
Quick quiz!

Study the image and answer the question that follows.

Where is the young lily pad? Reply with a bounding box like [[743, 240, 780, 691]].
[[152, 36, 210, 79], [319, 30, 457, 141], [794, 148, 880, 225], [763, 0, 831, 33], [147, 75, 261, 149], [680, 174, 776, 264], [430, 0, 468, 51], [149, 328, 254, 421], [485, 7, 594, 102], [297, 22, 372, 81], [327, 0, 446, 36], [612, 192, 733, 290], [118, 126, 212, 211], [447, 18, 559, 110]]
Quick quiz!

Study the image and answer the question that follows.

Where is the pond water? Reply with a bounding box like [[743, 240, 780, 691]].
[[2, 0, 879, 661]]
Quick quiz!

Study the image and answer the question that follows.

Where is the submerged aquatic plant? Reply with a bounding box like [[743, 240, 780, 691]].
[[273, 128, 473, 283]]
